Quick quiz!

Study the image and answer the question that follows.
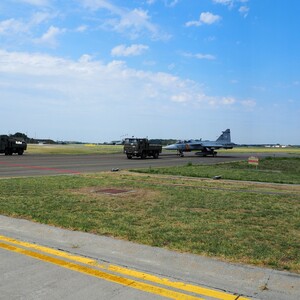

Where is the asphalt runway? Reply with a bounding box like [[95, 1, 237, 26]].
[[0, 152, 257, 178]]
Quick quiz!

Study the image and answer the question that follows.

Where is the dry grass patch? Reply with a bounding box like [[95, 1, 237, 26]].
[[71, 186, 161, 204]]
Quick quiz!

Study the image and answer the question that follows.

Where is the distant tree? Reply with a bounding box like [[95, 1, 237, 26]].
[[10, 132, 29, 141]]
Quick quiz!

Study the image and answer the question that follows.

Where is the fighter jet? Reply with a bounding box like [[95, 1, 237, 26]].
[[164, 129, 235, 157]]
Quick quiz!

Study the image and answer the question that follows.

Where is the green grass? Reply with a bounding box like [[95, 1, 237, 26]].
[[219, 146, 300, 155], [164, 146, 300, 156], [27, 144, 123, 155], [0, 172, 299, 273], [134, 157, 300, 184]]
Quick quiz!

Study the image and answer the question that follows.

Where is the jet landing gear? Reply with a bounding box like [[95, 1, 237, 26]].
[[176, 150, 217, 157], [177, 150, 184, 157], [195, 150, 217, 157], [211, 150, 217, 157], [207, 150, 217, 157]]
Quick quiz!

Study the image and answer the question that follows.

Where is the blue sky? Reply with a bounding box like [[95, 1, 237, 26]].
[[1, 0, 299, 144]]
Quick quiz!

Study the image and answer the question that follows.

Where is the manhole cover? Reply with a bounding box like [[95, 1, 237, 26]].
[[95, 188, 131, 195]]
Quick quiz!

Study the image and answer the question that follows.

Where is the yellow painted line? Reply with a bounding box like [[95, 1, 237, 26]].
[[0, 235, 95, 265], [0, 235, 249, 300], [0, 242, 202, 300], [106, 265, 247, 300]]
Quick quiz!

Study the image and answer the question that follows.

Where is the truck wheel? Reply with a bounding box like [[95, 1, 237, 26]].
[[18, 149, 24, 155], [153, 152, 159, 159], [127, 154, 132, 159], [141, 152, 146, 159]]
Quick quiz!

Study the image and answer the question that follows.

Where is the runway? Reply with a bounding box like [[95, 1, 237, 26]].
[[0, 152, 251, 178]]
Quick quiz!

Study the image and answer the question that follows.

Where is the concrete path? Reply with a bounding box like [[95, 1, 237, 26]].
[[1, 215, 299, 300]]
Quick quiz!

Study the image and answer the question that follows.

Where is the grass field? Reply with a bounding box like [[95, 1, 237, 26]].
[[134, 157, 300, 184], [1, 161, 299, 273], [219, 147, 300, 155], [27, 144, 123, 155]]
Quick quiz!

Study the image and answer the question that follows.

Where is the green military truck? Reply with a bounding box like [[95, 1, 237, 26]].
[[0, 135, 27, 155], [124, 138, 162, 159]]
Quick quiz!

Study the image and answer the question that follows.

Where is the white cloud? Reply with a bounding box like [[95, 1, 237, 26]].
[[111, 8, 156, 37], [239, 6, 250, 17], [200, 12, 221, 24], [222, 97, 236, 105], [213, 0, 250, 16], [81, 0, 116, 11], [30, 11, 57, 25], [35, 26, 66, 47], [165, 0, 179, 7], [1, 49, 255, 141], [0, 18, 29, 35], [75, 25, 88, 32], [111, 44, 149, 57], [185, 20, 201, 27], [0, 49, 231, 112], [137, 0, 179, 7], [183, 52, 216, 60], [186, 12, 221, 27], [195, 53, 216, 60], [0, 12, 58, 44], [81, 0, 169, 40], [78, 54, 93, 63], [205, 36, 216, 42], [171, 93, 192, 103], [241, 99, 256, 108], [212, 0, 233, 5], [18, 0, 50, 6]]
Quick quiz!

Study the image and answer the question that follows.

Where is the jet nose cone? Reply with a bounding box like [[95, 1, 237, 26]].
[[164, 144, 176, 150]]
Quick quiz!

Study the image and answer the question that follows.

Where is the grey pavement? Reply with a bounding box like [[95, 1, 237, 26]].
[[1, 215, 299, 300]]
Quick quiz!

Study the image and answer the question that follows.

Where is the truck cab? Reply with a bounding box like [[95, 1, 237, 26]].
[[0, 135, 27, 155]]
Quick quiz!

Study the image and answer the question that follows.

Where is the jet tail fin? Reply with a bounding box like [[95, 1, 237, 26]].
[[216, 129, 231, 143]]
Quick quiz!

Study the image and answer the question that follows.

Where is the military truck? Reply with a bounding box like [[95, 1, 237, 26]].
[[124, 138, 162, 159], [0, 135, 27, 155]]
